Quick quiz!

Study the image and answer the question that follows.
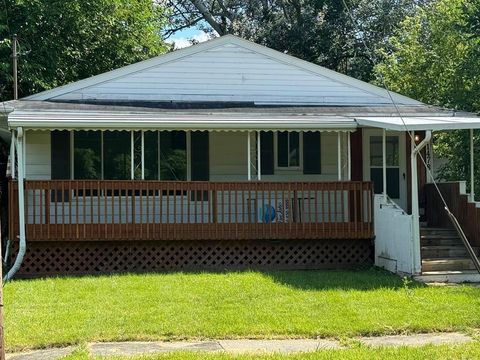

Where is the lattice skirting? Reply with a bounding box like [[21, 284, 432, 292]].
[[11, 239, 373, 277]]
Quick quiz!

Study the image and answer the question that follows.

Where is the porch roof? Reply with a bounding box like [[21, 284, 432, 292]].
[[355, 115, 480, 131], [5, 99, 475, 132]]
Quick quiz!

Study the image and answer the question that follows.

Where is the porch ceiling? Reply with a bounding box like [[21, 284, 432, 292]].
[[356, 116, 480, 131]]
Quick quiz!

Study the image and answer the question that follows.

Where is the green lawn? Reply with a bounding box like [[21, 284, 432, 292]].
[[5, 268, 480, 352], [63, 342, 480, 360]]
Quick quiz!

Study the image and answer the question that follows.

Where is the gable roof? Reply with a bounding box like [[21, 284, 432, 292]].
[[25, 35, 421, 106]]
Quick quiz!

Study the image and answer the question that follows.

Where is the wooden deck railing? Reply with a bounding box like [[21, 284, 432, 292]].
[[9, 180, 373, 242], [425, 182, 480, 247]]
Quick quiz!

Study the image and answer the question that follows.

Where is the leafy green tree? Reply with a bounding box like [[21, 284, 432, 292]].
[[375, 0, 480, 196], [0, 0, 168, 100], [166, 0, 426, 81]]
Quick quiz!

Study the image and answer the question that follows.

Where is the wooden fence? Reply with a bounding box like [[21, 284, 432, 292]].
[[425, 182, 480, 247], [9, 180, 374, 242]]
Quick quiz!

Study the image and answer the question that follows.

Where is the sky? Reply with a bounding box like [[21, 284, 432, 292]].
[[166, 27, 212, 49]]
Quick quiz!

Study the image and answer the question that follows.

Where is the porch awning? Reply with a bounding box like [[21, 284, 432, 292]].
[[7, 110, 357, 131], [356, 116, 480, 131], [8, 108, 480, 132]]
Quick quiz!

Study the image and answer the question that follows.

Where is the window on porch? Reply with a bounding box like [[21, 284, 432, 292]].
[[277, 131, 300, 168], [69, 130, 191, 181]]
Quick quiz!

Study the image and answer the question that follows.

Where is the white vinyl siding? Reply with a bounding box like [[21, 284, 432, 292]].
[[51, 44, 395, 106], [209, 132, 343, 181], [209, 132, 248, 181], [25, 130, 51, 180]]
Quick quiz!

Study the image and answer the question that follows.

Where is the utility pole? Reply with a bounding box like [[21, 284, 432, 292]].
[[12, 34, 18, 100]]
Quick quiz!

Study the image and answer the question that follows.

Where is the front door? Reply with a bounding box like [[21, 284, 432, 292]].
[[363, 130, 407, 210]]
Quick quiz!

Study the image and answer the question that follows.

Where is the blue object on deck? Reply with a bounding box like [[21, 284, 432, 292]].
[[261, 205, 276, 223]]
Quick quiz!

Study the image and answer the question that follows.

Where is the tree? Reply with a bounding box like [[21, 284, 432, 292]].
[[0, 0, 169, 100], [165, 0, 426, 81], [375, 0, 480, 196]]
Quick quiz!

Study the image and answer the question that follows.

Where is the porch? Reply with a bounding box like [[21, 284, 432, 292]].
[[9, 180, 374, 242]]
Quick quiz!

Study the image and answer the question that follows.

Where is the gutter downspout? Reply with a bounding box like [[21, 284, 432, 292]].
[[4, 127, 25, 281], [411, 130, 432, 275]]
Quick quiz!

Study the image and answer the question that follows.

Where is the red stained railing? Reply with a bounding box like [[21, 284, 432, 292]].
[[9, 180, 373, 242]]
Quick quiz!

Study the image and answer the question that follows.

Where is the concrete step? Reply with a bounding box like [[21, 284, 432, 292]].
[[420, 228, 457, 236], [421, 246, 468, 259], [422, 258, 476, 272], [421, 237, 463, 246], [414, 270, 480, 284]]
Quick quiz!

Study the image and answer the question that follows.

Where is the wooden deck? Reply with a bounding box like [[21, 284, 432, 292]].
[[9, 180, 374, 242]]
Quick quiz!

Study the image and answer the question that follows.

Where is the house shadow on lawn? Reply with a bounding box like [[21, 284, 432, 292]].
[[261, 267, 425, 291], [8, 267, 425, 293]]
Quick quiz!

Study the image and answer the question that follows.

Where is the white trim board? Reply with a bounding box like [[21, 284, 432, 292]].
[[357, 116, 480, 131]]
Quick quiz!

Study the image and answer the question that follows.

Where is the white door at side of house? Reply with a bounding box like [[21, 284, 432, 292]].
[[363, 129, 407, 211]]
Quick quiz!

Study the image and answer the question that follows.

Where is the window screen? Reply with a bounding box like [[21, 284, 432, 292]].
[[277, 131, 299, 168], [160, 131, 187, 181], [104, 131, 131, 180], [73, 131, 101, 179]]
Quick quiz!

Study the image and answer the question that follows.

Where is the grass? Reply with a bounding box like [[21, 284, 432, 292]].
[[4, 268, 480, 352], [62, 342, 480, 360]]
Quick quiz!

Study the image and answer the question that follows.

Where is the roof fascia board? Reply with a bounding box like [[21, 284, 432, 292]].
[[8, 119, 357, 131], [356, 117, 480, 131]]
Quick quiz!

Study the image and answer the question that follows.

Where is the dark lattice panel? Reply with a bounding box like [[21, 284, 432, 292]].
[[11, 239, 373, 277]]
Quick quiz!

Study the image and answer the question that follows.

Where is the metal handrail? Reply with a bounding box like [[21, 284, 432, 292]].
[[446, 209, 480, 273]]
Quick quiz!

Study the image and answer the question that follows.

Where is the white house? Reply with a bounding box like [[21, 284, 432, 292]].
[[2, 35, 480, 280]]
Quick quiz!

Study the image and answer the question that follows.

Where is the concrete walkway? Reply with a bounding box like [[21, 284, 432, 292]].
[[6, 332, 474, 360]]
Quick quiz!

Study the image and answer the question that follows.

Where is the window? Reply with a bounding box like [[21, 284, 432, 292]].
[[369, 135, 400, 198], [73, 131, 101, 179], [370, 136, 399, 167], [104, 131, 131, 180], [71, 130, 193, 181], [277, 131, 300, 168], [160, 131, 187, 181], [144, 131, 159, 180]]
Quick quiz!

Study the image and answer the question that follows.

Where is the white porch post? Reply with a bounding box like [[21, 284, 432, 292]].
[[141, 130, 145, 180], [411, 131, 418, 273], [5, 127, 26, 280], [10, 130, 15, 179], [186, 131, 191, 181], [470, 129, 475, 201], [257, 131, 261, 180], [130, 131, 134, 180], [157, 131, 161, 180], [100, 131, 104, 180], [382, 129, 387, 202], [337, 132, 341, 181], [347, 132, 351, 181], [22, 129, 26, 176], [247, 131, 251, 181], [411, 130, 432, 274], [70, 131, 74, 179]]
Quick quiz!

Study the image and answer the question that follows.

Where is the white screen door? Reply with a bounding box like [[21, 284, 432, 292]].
[[363, 130, 407, 210]]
